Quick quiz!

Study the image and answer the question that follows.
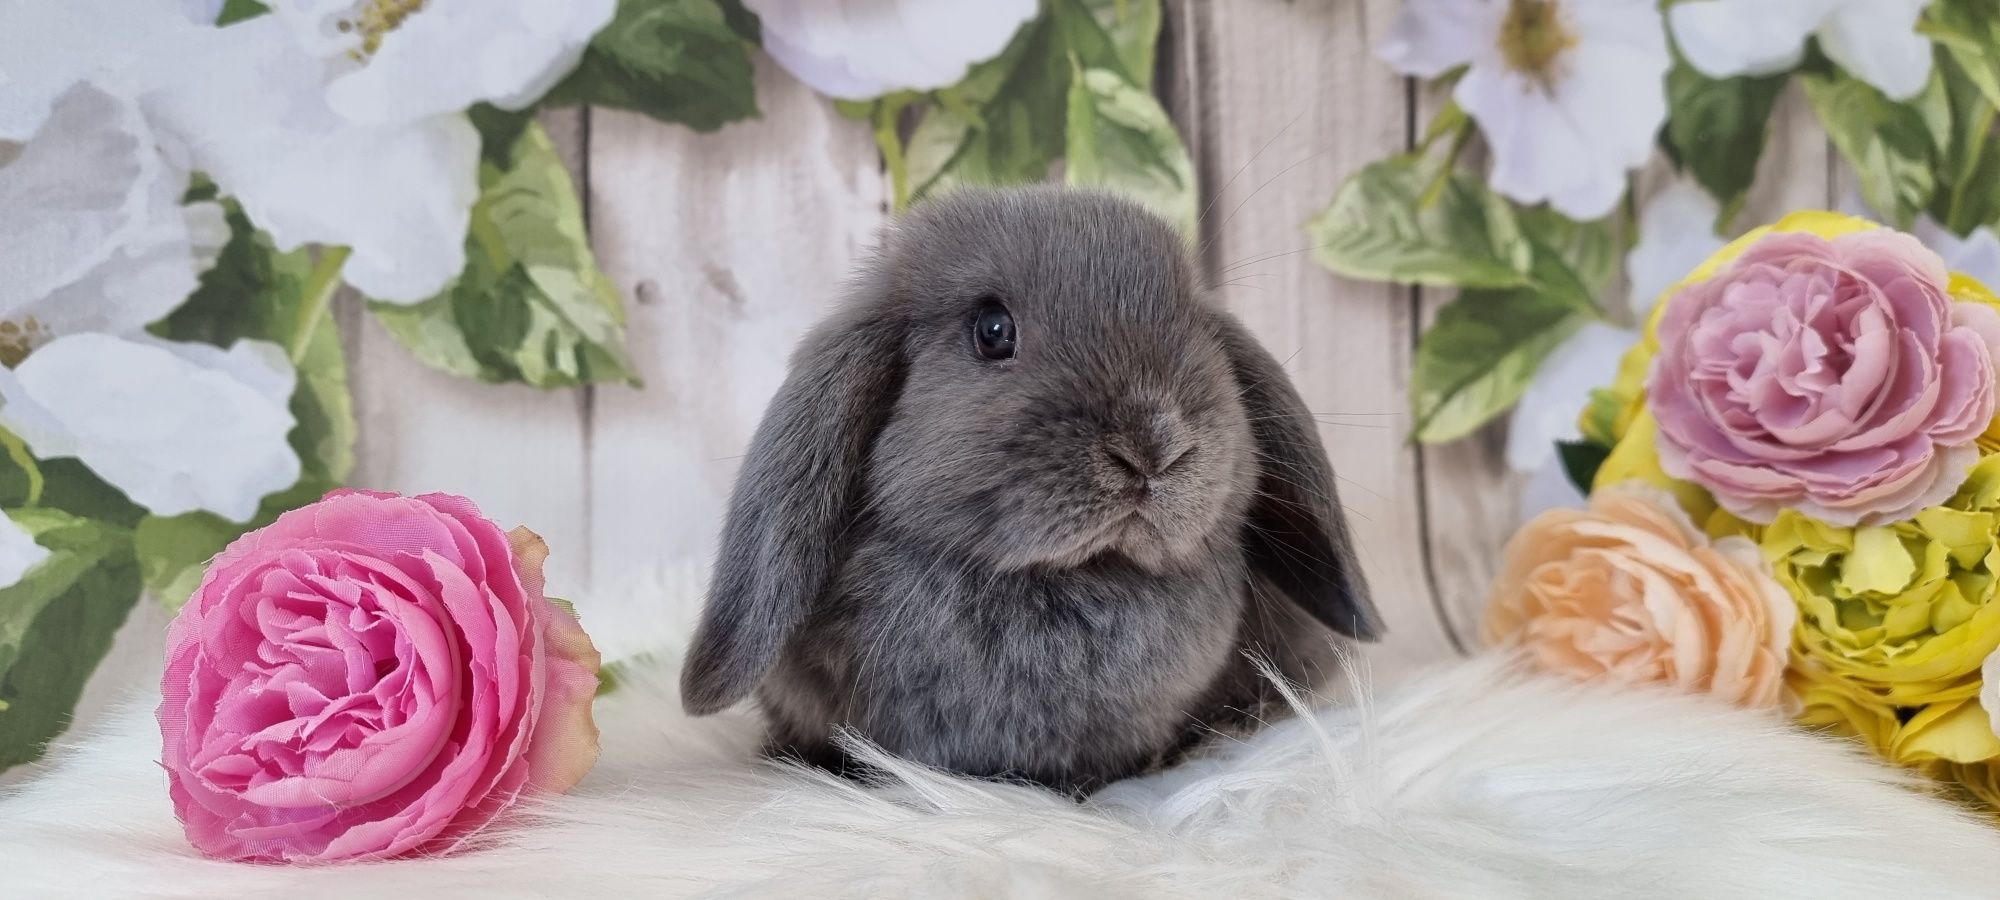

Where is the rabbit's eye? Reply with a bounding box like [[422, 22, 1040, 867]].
[[972, 300, 1016, 361]]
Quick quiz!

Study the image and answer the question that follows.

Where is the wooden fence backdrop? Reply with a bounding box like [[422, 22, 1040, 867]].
[[334, 0, 1842, 677]]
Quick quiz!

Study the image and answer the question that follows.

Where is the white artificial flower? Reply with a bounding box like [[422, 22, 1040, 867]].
[[1379, 0, 1670, 220], [1912, 217, 2000, 291], [4, 0, 610, 302], [1506, 321, 1639, 470], [1670, 0, 1933, 100], [1839, 190, 2000, 291], [268, 0, 616, 125], [747, 0, 1040, 99], [1626, 180, 1727, 320], [0, 513, 50, 591], [0, 84, 226, 359], [1506, 322, 1638, 520], [142, 16, 480, 302], [0, 334, 300, 523]]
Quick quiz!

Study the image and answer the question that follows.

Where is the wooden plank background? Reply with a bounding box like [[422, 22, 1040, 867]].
[[337, 0, 1839, 677]]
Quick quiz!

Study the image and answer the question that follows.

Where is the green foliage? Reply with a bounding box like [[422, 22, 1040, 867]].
[[1064, 66, 1197, 234], [214, 0, 268, 24], [133, 479, 335, 611], [1410, 281, 1593, 444], [1556, 439, 1612, 494], [1802, 60, 1948, 229], [0, 461, 145, 529], [1307, 155, 1538, 289], [1517, 207, 1618, 299], [1932, 51, 2000, 235], [0, 510, 140, 769], [1662, 61, 1785, 227], [1924, 0, 2000, 109], [372, 122, 639, 388], [157, 202, 356, 487], [545, 0, 759, 131], [884, 0, 1190, 225]]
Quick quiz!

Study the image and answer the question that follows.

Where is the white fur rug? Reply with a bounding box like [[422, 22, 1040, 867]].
[[6, 583, 2000, 898]]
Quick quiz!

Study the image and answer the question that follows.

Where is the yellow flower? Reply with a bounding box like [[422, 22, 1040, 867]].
[[1760, 454, 2000, 707]]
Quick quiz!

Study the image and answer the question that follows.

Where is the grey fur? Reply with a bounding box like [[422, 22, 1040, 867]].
[[680, 187, 1381, 793]]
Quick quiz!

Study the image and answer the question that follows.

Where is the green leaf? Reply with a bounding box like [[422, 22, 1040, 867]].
[[907, 16, 1070, 201], [1924, 0, 2000, 110], [373, 122, 638, 388], [544, 0, 758, 131], [0, 460, 144, 528], [1556, 439, 1612, 495], [1931, 51, 2000, 234], [133, 478, 335, 612], [1064, 66, 1197, 235], [133, 513, 238, 609], [1307, 155, 1537, 289], [0, 509, 140, 770], [215, 0, 268, 24], [1410, 287, 1592, 443], [1054, 0, 1158, 89], [155, 202, 356, 486], [714, 0, 760, 44], [1662, 61, 1786, 227], [1080, 0, 1160, 91], [1518, 208, 1617, 298], [1802, 62, 1945, 229]]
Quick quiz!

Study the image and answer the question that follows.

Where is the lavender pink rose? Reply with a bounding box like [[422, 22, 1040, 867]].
[[158, 490, 601, 863], [1648, 229, 2000, 525]]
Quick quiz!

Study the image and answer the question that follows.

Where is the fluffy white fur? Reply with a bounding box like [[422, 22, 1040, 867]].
[[6, 576, 2000, 898]]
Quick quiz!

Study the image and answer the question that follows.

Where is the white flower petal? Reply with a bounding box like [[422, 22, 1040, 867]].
[[746, 0, 1039, 99], [144, 18, 478, 301], [1627, 181, 1726, 319], [0, 0, 206, 140], [0, 334, 299, 522], [1817, 0, 1934, 101], [0, 512, 51, 591], [1452, 0, 1667, 220], [1518, 455, 1589, 522], [1668, 0, 1834, 80], [0, 84, 159, 320], [1504, 321, 1638, 472], [324, 0, 616, 124], [0, 83, 217, 344], [1912, 217, 2000, 291], [1378, 0, 1500, 78]]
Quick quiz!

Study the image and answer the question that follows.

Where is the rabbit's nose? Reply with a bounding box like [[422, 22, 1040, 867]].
[[1101, 417, 1196, 480]]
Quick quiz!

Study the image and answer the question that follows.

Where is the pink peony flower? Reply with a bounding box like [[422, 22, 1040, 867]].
[[158, 490, 601, 863], [1649, 229, 2000, 525]]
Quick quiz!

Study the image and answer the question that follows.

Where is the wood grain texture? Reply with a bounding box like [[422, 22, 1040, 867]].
[[583, 60, 886, 595], [1164, 0, 1463, 674]]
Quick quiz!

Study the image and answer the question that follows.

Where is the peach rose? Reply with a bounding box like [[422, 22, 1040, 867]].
[[1483, 482, 1796, 707]]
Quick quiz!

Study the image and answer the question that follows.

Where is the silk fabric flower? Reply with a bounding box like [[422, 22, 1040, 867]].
[[1645, 225, 2000, 526], [1485, 482, 1796, 707], [158, 490, 601, 863]]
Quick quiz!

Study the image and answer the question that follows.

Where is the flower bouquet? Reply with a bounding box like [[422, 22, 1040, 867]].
[[1488, 210, 2000, 809]]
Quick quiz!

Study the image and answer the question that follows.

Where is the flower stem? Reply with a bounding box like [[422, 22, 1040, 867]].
[[290, 246, 352, 364], [873, 95, 913, 212], [0, 426, 43, 507]]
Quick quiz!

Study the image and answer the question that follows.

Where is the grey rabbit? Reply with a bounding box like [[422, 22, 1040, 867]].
[[679, 187, 1383, 793]]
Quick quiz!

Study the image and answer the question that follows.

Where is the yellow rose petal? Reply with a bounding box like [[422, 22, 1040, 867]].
[[1842, 526, 1916, 596], [1893, 696, 2000, 766]]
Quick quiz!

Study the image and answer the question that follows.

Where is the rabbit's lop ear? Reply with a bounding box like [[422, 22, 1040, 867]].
[[1213, 311, 1384, 642], [680, 299, 906, 715]]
